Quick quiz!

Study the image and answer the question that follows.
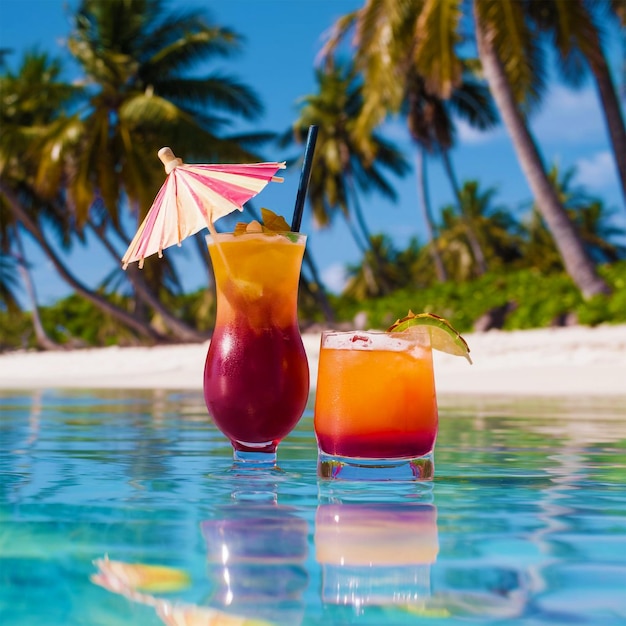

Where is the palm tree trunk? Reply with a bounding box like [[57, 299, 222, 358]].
[[339, 209, 389, 294], [303, 249, 335, 323], [89, 220, 207, 342], [14, 230, 60, 350], [583, 12, 626, 207], [1, 182, 163, 341], [347, 177, 375, 248], [441, 149, 489, 275], [474, 7, 610, 298], [347, 179, 393, 295], [342, 211, 369, 255], [416, 148, 448, 282]]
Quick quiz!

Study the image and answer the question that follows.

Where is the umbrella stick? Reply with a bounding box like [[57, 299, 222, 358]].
[[291, 125, 319, 232], [205, 218, 233, 277]]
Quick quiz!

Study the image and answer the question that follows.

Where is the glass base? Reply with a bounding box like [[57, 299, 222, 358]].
[[233, 448, 278, 470], [317, 451, 434, 482], [204, 445, 295, 482]]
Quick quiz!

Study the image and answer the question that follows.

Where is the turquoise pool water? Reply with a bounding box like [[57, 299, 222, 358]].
[[1, 390, 625, 625]]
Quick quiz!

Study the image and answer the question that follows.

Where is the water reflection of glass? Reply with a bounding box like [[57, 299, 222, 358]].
[[315, 502, 438, 615], [201, 504, 309, 625]]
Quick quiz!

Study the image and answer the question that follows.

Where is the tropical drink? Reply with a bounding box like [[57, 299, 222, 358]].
[[204, 231, 309, 464], [314, 328, 438, 480]]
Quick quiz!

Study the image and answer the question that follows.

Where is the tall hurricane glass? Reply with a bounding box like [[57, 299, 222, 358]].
[[203, 232, 309, 468]]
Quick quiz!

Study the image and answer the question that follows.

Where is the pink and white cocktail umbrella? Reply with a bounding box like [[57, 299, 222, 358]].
[[122, 147, 286, 269]]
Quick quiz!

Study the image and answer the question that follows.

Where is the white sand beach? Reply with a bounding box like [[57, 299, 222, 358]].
[[0, 324, 625, 397]]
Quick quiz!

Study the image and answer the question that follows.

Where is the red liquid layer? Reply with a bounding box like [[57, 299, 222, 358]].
[[204, 322, 309, 452], [316, 428, 436, 459]]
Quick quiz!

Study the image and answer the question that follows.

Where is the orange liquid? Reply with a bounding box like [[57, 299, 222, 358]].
[[314, 336, 438, 458]]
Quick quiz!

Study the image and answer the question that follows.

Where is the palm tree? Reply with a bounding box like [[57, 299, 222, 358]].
[[437, 180, 525, 280], [344, 234, 421, 299], [0, 51, 162, 342], [0, 254, 21, 314], [528, 0, 626, 206], [522, 207, 564, 273], [65, 0, 268, 224], [322, 6, 448, 281], [35, 0, 274, 340], [0, 182, 164, 341], [523, 164, 626, 269], [472, 0, 610, 298], [402, 66, 499, 278], [325, 1, 611, 297], [13, 229, 60, 349], [289, 63, 410, 294], [414, 145, 448, 281], [322, 1, 499, 280]]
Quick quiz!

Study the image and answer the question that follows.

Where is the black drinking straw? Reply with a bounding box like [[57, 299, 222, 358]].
[[290, 125, 319, 232]]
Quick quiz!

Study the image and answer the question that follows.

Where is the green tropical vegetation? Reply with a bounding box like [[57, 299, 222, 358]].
[[1, 0, 625, 351]]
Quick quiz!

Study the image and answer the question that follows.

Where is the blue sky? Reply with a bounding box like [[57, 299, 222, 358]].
[[2, 0, 624, 305]]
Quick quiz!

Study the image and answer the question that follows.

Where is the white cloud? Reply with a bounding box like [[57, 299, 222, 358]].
[[531, 85, 606, 144], [574, 151, 618, 190], [321, 263, 348, 294], [455, 84, 607, 148]]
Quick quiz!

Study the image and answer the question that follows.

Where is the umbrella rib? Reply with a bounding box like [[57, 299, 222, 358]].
[[120, 160, 287, 268], [175, 173, 182, 251]]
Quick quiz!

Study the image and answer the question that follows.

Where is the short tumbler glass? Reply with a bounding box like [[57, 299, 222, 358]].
[[314, 329, 438, 481]]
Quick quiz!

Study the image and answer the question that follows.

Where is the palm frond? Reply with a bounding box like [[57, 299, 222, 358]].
[[476, 0, 547, 113], [448, 78, 499, 130], [414, 0, 464, 99], [0, 253, 23, 312], [143, 28, 242, 78], [155, 76, 263, 120]]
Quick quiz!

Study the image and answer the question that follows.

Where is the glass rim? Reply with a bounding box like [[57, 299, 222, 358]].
[[320, 327, 432, 350], [205, 230, 307, 238], [321, 328, 430, 338], [205, 231, 306, 243]]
